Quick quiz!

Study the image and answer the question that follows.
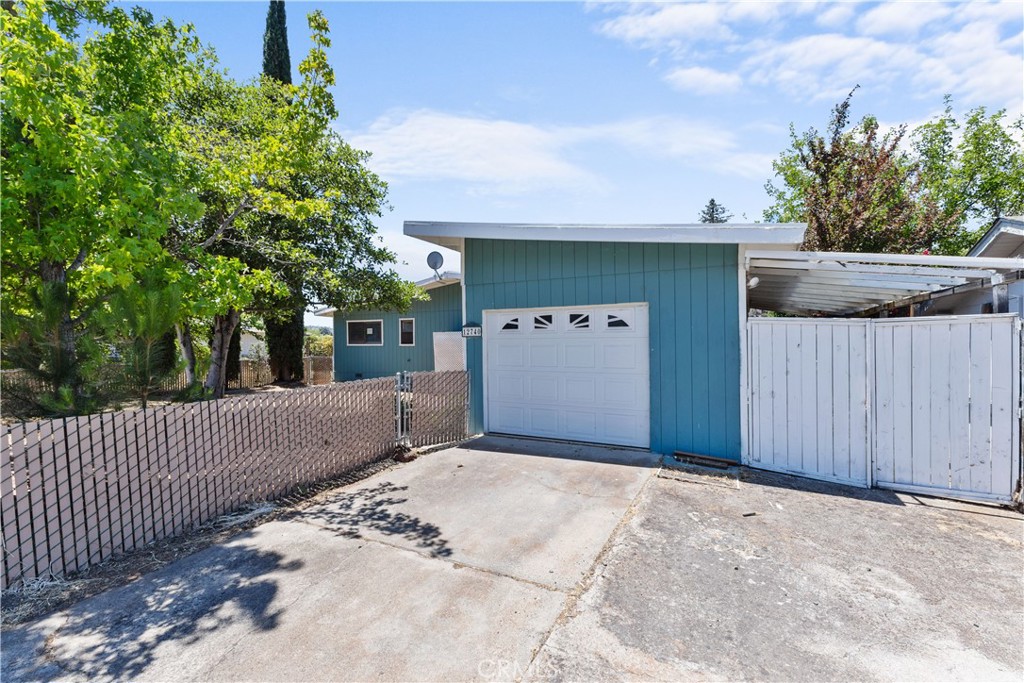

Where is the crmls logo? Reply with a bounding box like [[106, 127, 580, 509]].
[[477, 657, 558, 680]]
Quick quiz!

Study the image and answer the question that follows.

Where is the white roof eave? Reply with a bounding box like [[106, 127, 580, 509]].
[[404, 221, 807, 251]]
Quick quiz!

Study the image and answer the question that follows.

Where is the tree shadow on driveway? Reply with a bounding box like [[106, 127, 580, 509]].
[[2, 541, 303, 682], [293, 481, 454, 559]]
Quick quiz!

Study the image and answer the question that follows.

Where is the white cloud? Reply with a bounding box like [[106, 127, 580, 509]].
[[857, 2, 952, 36], [664, 65, 743, 94], [815, 4, 855, 28], [346, 110, 775, 196], [595, 0, 1023, 110], [746, 33, 920, 100], [348, 110, 598, 195]]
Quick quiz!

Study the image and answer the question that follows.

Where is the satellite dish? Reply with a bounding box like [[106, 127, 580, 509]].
[[426, 251, 444, 278]]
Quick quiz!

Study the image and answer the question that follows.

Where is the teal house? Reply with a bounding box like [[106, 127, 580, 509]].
[[403, 221, 805, 461], [317, 272, 463, 381]]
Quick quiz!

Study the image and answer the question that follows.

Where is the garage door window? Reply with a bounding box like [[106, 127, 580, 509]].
[[607, 313, 631, 329], [569, 313, 590, 330], [501, 317, 520, 331], [533, 314, 553, 330]]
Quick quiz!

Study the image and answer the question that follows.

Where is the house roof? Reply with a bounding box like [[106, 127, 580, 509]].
[[746, 250, 1024, 316], [404, 221, 807, 252], [314, 272, 462, 317], [968, 216, 1024, 258]]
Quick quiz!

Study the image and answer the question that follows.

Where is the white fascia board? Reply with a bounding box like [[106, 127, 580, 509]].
[[415, 271, 462, 291], [745, 249, 1024, 271], [314, 307, 335, 317], [968, 218, 1024, 257], [404, 221, 807, 249]]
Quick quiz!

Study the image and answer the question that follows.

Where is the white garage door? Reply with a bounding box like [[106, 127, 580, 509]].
[[484, 303, 650, 448]]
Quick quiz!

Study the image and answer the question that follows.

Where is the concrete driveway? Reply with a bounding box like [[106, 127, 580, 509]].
[[3, 436, 1022, 682]]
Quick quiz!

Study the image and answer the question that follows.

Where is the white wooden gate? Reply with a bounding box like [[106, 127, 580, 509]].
[[747, 314, 1022, 504]]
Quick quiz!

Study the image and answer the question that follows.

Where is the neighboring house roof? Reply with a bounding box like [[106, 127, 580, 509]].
[[746, 250, 1024, 316], [314, 272, 462, 317], [968, 216, 1024, 258], [404, 221, 807, 252]]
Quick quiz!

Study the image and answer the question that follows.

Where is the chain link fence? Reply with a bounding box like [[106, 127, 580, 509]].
[[1, 371, 469, 589]]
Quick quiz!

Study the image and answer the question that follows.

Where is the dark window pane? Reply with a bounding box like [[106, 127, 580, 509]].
[[400, 319, 415, 345], [502, 318, 519, 330], [347, 321, 382, 345], [534, 314, 553, 329], [607, 315, 629, 328], [569, 313, 590, 328]]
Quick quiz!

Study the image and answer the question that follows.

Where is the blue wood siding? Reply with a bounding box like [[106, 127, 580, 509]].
[[333, 282, 462, 380], [464, 239, 741, 460]]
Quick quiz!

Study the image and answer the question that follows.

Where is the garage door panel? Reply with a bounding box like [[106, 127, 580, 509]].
[[485, 303, 650, 449], [528, 408, 559, 435], [602, 377, 644, 407], [495, 373, 524, 400], [563, 342, 596, 368], [601, 413, 645, 444], [494, 342, 525, 367], [529, 342, 559, 367], [602, 342, 640, 369], [527, 375, 559, 401], [565, 377, 596, 403], [564, 411, 598, 440], [492, 404, 525, 432]]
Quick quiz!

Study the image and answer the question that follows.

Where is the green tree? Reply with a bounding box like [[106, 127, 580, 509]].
[[913, 98, 1024, 253], [1, 0, 204, 409], [763, 89, 957, 254], [262, 0, 291, 84], [698, 198, 732, 223], [169, 11, 418, 398], [260, 0, 306, 384], [106, 281, 183, 408]]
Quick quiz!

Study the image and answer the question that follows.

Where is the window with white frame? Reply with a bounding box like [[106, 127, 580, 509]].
[[347, 320, 383, 346], [399, 318, 415, 346]]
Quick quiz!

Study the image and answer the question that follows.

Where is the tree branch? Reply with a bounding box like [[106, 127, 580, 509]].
[[200, 197, 251, 249]]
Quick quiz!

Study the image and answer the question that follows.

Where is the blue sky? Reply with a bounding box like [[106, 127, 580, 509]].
[[128, 1, 1023, 321]]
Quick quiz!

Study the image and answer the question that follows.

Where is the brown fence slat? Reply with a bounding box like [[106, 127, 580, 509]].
[[0, 371, 468, 588]]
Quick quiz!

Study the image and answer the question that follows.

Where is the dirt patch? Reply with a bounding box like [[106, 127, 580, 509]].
[[1, 458, 398, 628]]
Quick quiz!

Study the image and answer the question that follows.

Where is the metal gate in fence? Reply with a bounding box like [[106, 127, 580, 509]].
[[747, 314, 1022, 504]]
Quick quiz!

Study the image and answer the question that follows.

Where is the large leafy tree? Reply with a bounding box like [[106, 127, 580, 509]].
[[4, 1, 417, 410], [764, 89, 958, 254], [169, 11, 417, 398], [1, 0, 203, 410], [913, 98, 1024, 253]]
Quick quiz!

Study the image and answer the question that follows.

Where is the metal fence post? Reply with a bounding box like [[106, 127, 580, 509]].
[[395, 372, 412, 449]]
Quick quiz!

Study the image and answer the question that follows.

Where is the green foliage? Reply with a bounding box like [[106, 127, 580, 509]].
[[1, 0, 203, 408], [304, 329, 333, 357], [763, 89, 958, 254], [2, 1, 420, 409], [265, 306, 304, 381], [262, 0, 292, 85], [698, 199, 732, 224], [913, 97, 1024, 253], [106, 282, 183, 408], [765, 91, 1024, 255]]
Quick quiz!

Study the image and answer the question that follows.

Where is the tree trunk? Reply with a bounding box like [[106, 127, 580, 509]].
[[38, 260, 81, 403], [176, 323, 197, 388], [265, 304, 305, 383], [204, 309, 241, 399]]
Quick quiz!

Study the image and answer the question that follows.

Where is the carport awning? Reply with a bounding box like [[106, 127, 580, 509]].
[[746, 250, 1024, 315]]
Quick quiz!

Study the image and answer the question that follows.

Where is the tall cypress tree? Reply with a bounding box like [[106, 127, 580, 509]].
[[261, 0, 305, 382], [262, 1, 291, 85]]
